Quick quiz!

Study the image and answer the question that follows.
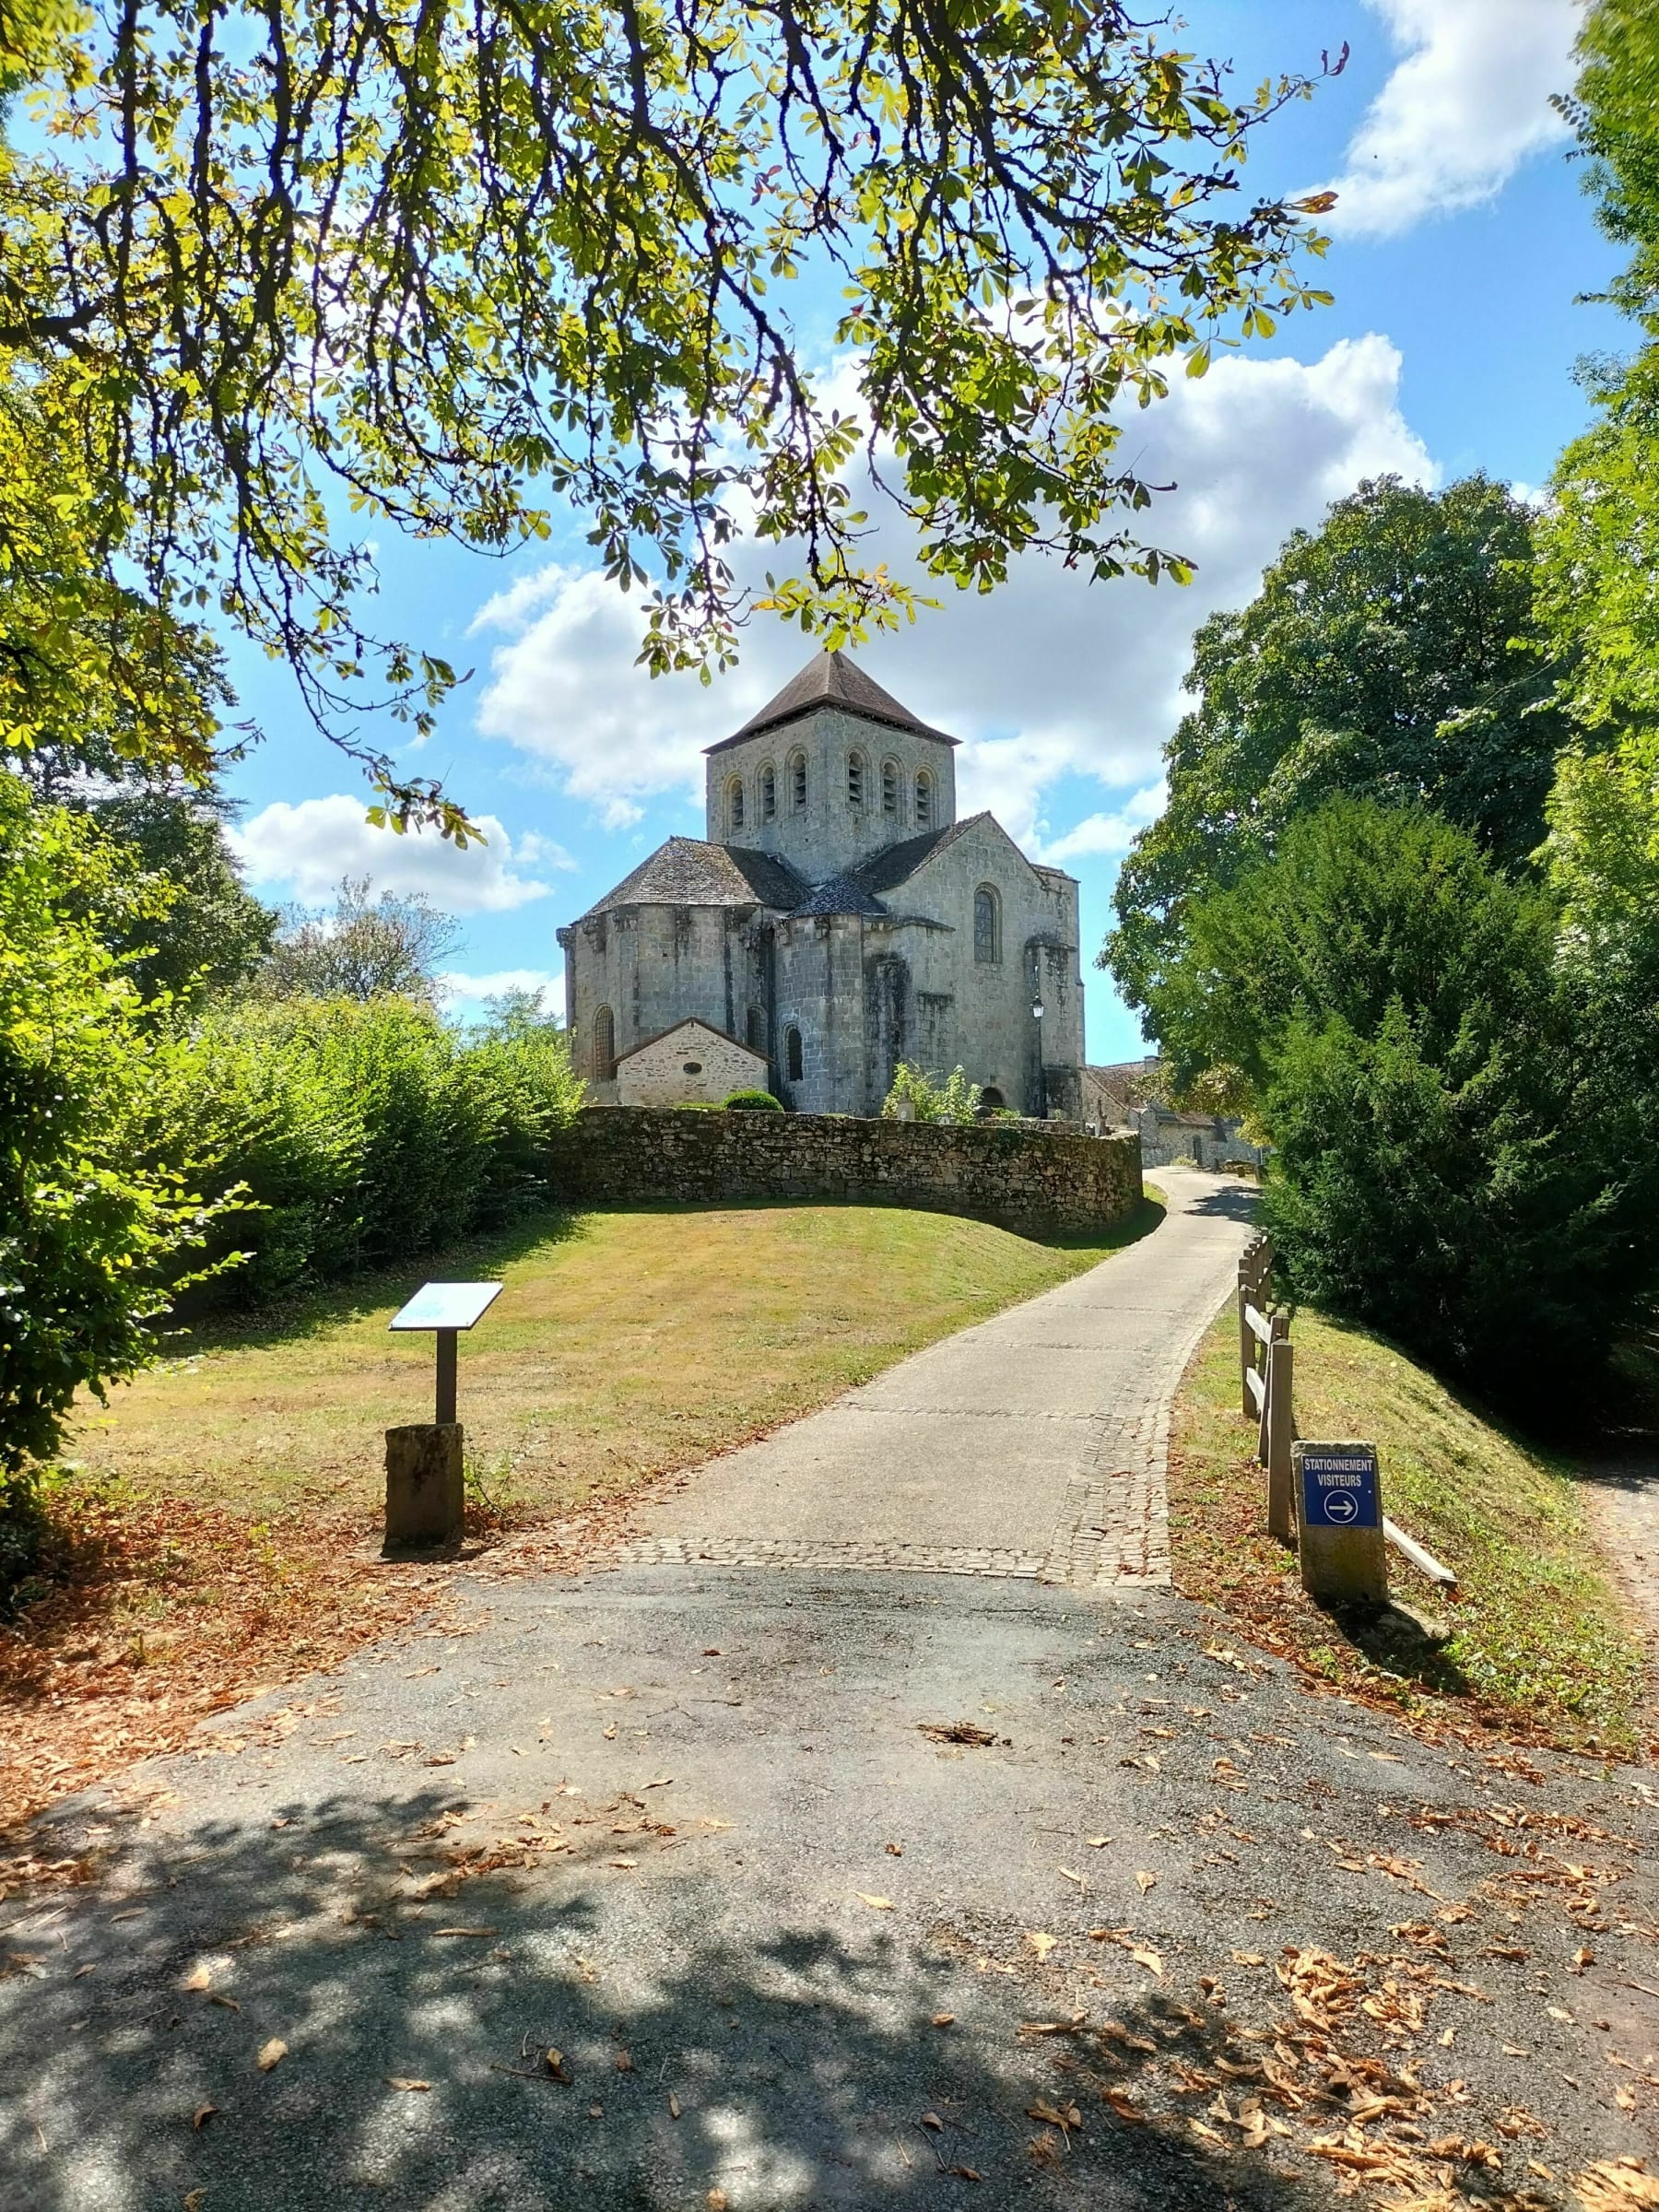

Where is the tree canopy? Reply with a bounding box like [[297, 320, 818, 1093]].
[[257, 875, 461, 1002], [1104, 475, 1565, 1033], [2, 1, 1338, 823]]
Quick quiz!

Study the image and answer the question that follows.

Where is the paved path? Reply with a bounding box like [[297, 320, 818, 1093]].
[[615, 1167, 1257, 1586], [5, 1179, 1657, 2211]]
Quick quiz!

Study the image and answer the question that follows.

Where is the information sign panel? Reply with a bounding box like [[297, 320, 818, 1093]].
[[389, 1281, 503, 1334], [1300, 1446, 1381, 1531]]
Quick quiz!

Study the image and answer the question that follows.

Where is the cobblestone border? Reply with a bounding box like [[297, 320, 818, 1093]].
[[597, 1535, 1047, 1579]]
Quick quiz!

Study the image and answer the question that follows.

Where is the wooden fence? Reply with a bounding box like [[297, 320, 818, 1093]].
[[1237, 1232, 1294, 1539], [1235, 1232, 1456, 1587]]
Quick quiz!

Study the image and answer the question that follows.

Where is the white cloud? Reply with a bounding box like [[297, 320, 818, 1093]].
[[230, 794, 555, 912], [1315, 0, 1581, 239], [438, 966, 564, 1009], [468, 334, 1433, 853], [1038, 784, 1167, 868]]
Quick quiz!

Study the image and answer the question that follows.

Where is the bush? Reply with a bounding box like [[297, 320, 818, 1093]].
[[135, 995, 585, 1310], [0, 778, 240, 1478], [881, 1062, 982, 1124], [724, 1088, 784, 1111]]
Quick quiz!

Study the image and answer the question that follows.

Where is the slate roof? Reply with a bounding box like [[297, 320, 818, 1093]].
[[579, 836, 806, 919], [705, 649, 959, 756], [780, 816, 993, 917]]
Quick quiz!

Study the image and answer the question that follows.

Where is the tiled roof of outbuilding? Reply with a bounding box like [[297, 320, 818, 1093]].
[[580, 836, 806, 918], [706, 649, 958, 755]]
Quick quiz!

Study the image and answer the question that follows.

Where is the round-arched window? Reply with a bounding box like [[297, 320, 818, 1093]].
[[847, 749, 866, 806], [759, 762, 777, 822], [915, 769, 935, 829], [973, 884, 1001, 965], [789, 750, 807, 810], [593, 1005, 617, 1082], [881, 759, 900, 817], [726, 775, 746, 835], [786, 1026, 804, 1083]]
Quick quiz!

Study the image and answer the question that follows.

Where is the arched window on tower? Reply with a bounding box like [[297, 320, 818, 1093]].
[[760, 763, 777, 822], [915, 768, 935, 829], [847, 749, 866, 806], [726, 775, 746, 835], [973, 884, 1001, 965], [746, 1005, 765, 1056], [786, 1025, 804, 1083], [593, 1005, 617, 1082], [881, 759, 900, 818], [789, 750, 807, 810]]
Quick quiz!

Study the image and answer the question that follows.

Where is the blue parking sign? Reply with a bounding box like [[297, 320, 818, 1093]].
[[1300, 1447, 1380, 1530]]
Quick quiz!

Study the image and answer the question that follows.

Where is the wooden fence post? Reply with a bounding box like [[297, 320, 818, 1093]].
[[1266, 1318, 1294, 1542]]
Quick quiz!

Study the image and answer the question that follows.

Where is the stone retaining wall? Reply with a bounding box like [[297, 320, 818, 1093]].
[[546, 1107, 1142, 1241]]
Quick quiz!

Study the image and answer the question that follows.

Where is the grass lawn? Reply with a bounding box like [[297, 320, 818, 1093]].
[[74, 1196, 1163, 1523], [2, 1196, 1160, 1843], [1168, 1306, 1644, 1753]]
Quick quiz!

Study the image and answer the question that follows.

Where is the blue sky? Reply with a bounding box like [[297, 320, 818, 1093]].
[[222, 0, 1623, 1063]]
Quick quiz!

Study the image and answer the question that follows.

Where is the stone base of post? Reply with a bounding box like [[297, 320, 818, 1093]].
[[384, 1422, 464, 1548]]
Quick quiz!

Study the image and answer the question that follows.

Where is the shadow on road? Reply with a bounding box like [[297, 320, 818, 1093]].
[[4, 1790, 1339, 2212]]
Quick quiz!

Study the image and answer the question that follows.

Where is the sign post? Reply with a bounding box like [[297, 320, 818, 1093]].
[[382, 1281, 502, 1548], [1294, 1440, 1387, 1606]]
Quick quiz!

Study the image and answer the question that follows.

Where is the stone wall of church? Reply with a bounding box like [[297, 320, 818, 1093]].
[[704, 704, 958, 882], [559, 905, 773, 1096], [546, 1107, 1143, 1241]]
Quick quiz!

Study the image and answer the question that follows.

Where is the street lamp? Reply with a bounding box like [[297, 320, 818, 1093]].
[[1031, 975, 1047, 1120]]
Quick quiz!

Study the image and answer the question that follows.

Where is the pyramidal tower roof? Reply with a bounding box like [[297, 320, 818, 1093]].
[[703, 648, 958, 755]]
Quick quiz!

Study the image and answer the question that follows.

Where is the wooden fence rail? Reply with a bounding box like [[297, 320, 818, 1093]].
[[1234, 1232, 1455, 1586]]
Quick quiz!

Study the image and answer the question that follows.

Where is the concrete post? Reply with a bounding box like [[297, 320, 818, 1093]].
[[1294, 1441, 1386, 1606], [384, 1422, 464, 1548]]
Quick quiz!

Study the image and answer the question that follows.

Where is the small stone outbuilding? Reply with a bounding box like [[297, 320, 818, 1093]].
[[614, 1018, 770, 1108]]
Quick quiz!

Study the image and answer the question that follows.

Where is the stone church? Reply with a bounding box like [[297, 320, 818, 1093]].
[[558, 652, 1086, 1117]]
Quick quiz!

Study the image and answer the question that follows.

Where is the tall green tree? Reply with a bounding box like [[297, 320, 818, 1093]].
[[256, 877, 461, 1004], [1165, 801, 1649, 1399], [82, 788, 276, 1005], [1105, 476, 1566, 1035], [0, 3, 1341, 827]]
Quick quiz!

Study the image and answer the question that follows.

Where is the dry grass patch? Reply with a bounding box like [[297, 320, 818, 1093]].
[[74, 1197, 1159, 1522], [1169, 1305, 1642, 1753], [2, 1196, 1159, 1837]]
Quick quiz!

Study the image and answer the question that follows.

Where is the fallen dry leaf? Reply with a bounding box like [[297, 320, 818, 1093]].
[[707, 2194, 728, 2210], [385, 2077, 430, 2093], [668, 2093, 681, 2120], [1028, 2100, 1081, 2135], [545, 2048, 571, 2083], [191, 2102, 218, 2130], [184, 2193, 206, 2212], [256, 2038, 288, 2072], [1103, 2088, 1147, 2124], [184, 1964, 212, 1993], [1131, 1946, 1164, 1978], [1087, 1836, 1113, 1848], [920, 2112, 944, 2132], [207, 1993, 241, 2013], [918, 1721, 998, 1747], [1135, 1871, 1158, 1894], [932, 2013, 955, 2028], [1571, 2159, 1659, 2211], [858, 1893, 896, 1911], [433, 1926, 499, 1938], [1025, 1931, 1057, 1961]]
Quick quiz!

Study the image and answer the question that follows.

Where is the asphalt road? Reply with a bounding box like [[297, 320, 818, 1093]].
[[5, 1566, 1655, 2210]]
